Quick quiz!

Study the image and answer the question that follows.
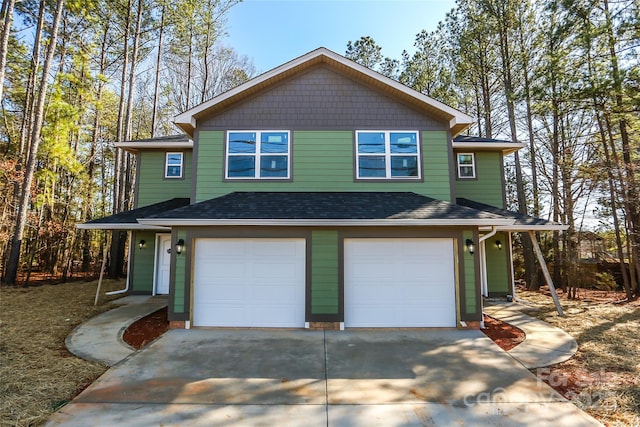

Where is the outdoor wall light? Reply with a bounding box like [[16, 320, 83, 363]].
[[138, 239, 146, 250], [175, 239, 185, 255], [495, 240, 503, 250], [466, 239, 475, 255]]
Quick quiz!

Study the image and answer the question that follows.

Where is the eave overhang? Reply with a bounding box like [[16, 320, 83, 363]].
[[452, 141, 526, 155], [76, 223, 170, 230], [173, 47, 474, 138], [114, 140, 193, 154], [137, 218, 516, 227], [494, 224, 570, 231]]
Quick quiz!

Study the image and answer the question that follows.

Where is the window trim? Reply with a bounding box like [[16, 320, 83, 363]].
[[355, 130, 422, 180], [456, 152, 476, 179], [225, 130, 291, 180], [165, 152, 184, 179]]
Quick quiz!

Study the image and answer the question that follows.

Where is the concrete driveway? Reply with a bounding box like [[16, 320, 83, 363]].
[[47, 329, 601, 426]]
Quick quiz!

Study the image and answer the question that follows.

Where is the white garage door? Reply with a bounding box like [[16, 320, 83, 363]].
[[345, 238, 456, 327], [193, 238, 305, 327]]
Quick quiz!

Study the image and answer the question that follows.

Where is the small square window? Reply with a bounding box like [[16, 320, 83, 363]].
[[356, 131, 420, 179], [165, 152, 183, 178], [226, 131, 290, 179], [457, 153, 476, 179]]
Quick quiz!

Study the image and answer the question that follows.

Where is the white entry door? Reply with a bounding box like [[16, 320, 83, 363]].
[[344, 238, 457, 327], [154, 234, 171, 295], [193, 238, 306, 327]]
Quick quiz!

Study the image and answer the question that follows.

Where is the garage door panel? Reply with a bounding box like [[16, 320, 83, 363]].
[[193, 238, 305, 327], [199, 240, 246, 256], [196, 284, 246, 302], [345, 238, 456, 328], [251, 285, 298, 302], [254, 261, 301, 279], [201, 261, 248, 280], [253, 240, 300, 256]]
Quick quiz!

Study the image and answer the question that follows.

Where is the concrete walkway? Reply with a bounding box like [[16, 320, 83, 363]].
[[65, 295, 167, 366], [484, 302, 578, 369]]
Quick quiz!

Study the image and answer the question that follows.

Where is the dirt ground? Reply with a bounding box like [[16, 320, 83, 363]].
[[0, 279, 126, 426], [515, 285, 639, 427]]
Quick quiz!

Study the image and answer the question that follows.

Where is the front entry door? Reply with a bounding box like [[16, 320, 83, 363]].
[[154, 234, 171, 295]]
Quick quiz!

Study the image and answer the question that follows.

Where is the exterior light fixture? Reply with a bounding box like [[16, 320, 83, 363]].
[[138, 239, 146, 250], [495, 240, 503, 250], [175, 239, 185, 255], [466, 239, 475, 255]]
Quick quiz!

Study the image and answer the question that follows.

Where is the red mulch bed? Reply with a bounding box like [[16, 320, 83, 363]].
[[123, 307, 526, 352], [481, 314, 525, 351], [122, 307, 169, 349]]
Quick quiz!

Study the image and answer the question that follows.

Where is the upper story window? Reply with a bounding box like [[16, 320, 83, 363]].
[[165, 152, 183, 178], [356, 131, 421, 179], [226, 131, 290, 179], [457, 153, 476, 179]]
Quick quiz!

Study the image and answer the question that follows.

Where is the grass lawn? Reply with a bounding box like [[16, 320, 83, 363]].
[[0, 279, 125, 426], [516, 287, 640, 427]]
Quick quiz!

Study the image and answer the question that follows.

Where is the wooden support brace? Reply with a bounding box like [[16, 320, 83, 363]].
[[94, 240, 109, 306], [528, 231, 564, 316]]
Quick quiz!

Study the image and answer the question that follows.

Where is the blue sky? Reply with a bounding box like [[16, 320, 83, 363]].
[[225, 0, 457, 73]]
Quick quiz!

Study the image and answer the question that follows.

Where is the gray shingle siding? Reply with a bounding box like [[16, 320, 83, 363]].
[[198, 65, 448, 131]]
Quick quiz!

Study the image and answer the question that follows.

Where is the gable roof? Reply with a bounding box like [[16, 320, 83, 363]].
[[173, 48, 474, 138], [77, 198, 190, 230], [456, 198, 568, 231], [138, 192, 514, 227]]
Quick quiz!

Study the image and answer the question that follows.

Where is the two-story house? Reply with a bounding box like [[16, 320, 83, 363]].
[[80, 48, 564, 329]]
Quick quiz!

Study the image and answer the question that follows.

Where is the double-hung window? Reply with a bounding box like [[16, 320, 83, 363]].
[[356, 131, 420, 179], [226, 131, 290, 179], [165, 152, 183, 178], [457, 153, 476, 178]]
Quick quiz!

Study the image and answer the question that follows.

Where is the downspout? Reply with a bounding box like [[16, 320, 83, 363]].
[[478, 227, 498, 295], [106, 230, 132, 295], [477, 227, 498, 328]]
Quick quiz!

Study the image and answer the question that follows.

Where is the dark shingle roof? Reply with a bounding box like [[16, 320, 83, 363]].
[[456, 198, 561, 227], [83, 198, 190, 225], [148, 192, 506, 221]]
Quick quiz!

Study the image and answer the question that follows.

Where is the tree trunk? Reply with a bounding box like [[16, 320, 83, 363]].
[[150, 5, 165, 138], [0, 0, 16, 102], [3, 0, 65, 285], [603, 0, 639, 294], [109, 0, 132, 279]]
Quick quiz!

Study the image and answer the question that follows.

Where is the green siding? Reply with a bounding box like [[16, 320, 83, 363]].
[[486, 232, 510, 295], [130, 231, 156, 293], [311, 230, 339, 314], [422, 131, 452, 202], [172, 230, 187, 314], [463, 230, 477, 315], [137, 151, 192, 207], [196, 131, 222, 202], [455, 152, 505, 208], [195, 130, 452, 201]]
